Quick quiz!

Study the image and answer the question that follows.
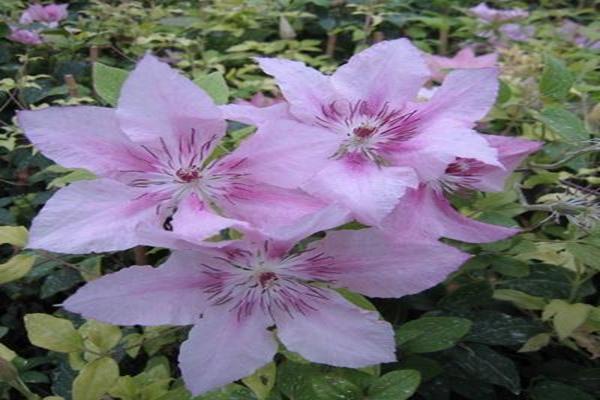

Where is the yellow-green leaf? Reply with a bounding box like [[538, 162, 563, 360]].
[[242, 362, 276, 400], [0, 254, 36, 284], [0, 226, 28, 247], [519, 333, 551, 353], [0, 343, 16, 361], [24, 314, 84, 353], [72, 357, 119, 400], [79, 320, 122, 353]]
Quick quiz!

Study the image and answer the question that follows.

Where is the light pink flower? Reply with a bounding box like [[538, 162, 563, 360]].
[[234, 92, 284, 108], [7, 27, 43, 45], [222, 39, 502, 225], [63, 227, 469, 395], [20, 3, 68, 28], [19, 54, 340, 254], [469, 3, 529, 23], [426, 47, 498, 81], [382, 135, 542, 243]]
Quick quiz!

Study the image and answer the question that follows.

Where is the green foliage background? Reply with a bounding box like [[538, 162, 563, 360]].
[[0, 0, 599, 399]]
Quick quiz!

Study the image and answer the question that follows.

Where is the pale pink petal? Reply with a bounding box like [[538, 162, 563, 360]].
[[179, 310, 277, 395], [474, 135, 543, 191], [331, 39, 430, 106], [226, 119, 340, 189], [420, 68, 499, 126], [303, 160, 418, 225], [382, 186, 519, 243], [243, 204, 351, 257], [255, 57, 337, 121], [312, 228, 469, 297], [274, 290, 396, 368], [170, 193, 248, 241], [219, 102, 291, 126], [17, 107, 150, 177], [393, 119, 501, 180], [27, 179, 159, 254], [63, 258, 206, 326], [117, 54, 225, 146]]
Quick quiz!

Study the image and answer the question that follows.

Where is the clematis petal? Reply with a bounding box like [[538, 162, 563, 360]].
[[27, 179, 161, 254], [117, 54, 225, 148], [312, 228, 470, 298], [219, 102, 291, 126], [303, 160, 418, 225], [274, 290, 396, 368], [17, 107, 151, 177], [382, 186, 519, 243], [420, 68, 499, 126], [179, 309, 277, 396], [63, 257, 207, 326], [225, 119, 340, 189], [331, 38, 430, 106], [255, 57, 337, 122], [473, 135, 543, 191]]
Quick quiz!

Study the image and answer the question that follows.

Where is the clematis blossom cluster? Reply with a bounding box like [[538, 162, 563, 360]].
[[20, 38, 541, 396], [6, 3, 68, 45]]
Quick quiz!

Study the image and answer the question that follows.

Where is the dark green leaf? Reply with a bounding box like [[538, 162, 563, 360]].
[[465, 311, 547, 346], [439, 281, 493, 309], [396, 317, 472, 353], [531, 381, 594, 400], [539, 55, 574, 101], [367, 370, 420, 400]]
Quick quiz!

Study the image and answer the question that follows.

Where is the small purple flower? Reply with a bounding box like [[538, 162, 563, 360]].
[[469, 2, 529, 23], [63, 227, 469, 395], [499, 23, 535, 42], [558, 20, 600, 49], [19, 3, 68, 28], [7, 27, 43, 45]]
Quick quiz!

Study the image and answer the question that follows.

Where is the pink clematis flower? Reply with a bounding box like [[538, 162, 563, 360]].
[[63, 227, 469, 395], [19, 3, 68, 28], [234, 92, 284, 108], [469, 3, 528, 24], [7, 27, 43, 45], [18, 54, 342, 254], [426, 47, 498, 81], [222, 39, 502, 225], [382, 135, 542, 243]]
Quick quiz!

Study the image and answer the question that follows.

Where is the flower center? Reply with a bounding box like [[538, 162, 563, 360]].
[[176, 167, 201, 183], [258, 271, 278, 288], [318, 100, 420, 165], [437, 158, 486, 194]]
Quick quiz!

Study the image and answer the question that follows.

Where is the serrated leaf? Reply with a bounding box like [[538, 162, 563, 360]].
[[193, 72, 229, 104], [0, 226, 28, 247], [79, 320, 122, 353], [0, 254, 36, 284], [92, 62, 129, 106], [367, 370, 420, 400], [24, 313, 83, 353], [540, 55, 574, 101], [395, 317, 472, 353], [72, 357, 119, 400], [242, 362, 275, 400], [538, 107, 588, 141]]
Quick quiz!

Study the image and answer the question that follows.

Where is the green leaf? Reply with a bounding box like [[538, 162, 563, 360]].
[[72, 357, 119, 400], [92, 62, 129, 106], [24, 313, 83, 353], [490, 256, 530, 277], [538, 107, 588, 141], [336, 288, 377, 311], [518, 333, 551, 353], [465, 311, 546, 346], [395, 317, 472, 353], [0, 226, 28, 247], [567, 243, 600, 271], [493, 289, 547, 310], [397, 355, 442, 382], [0, 254, 36, 284], [539, 55, 574, 102], [0, 343, 16, 361], [446, 344, 521, 394], [531, 380, 595, 400], [79, 320, 122, 353], [242, 362, 276, 400], [438, 281, 493, 309], [193, 72, 229, 105], [543, 300, 591, 340], [367, 370, 420, 400], [498, 264, 573, 299], [197, 383, 256, 400]]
